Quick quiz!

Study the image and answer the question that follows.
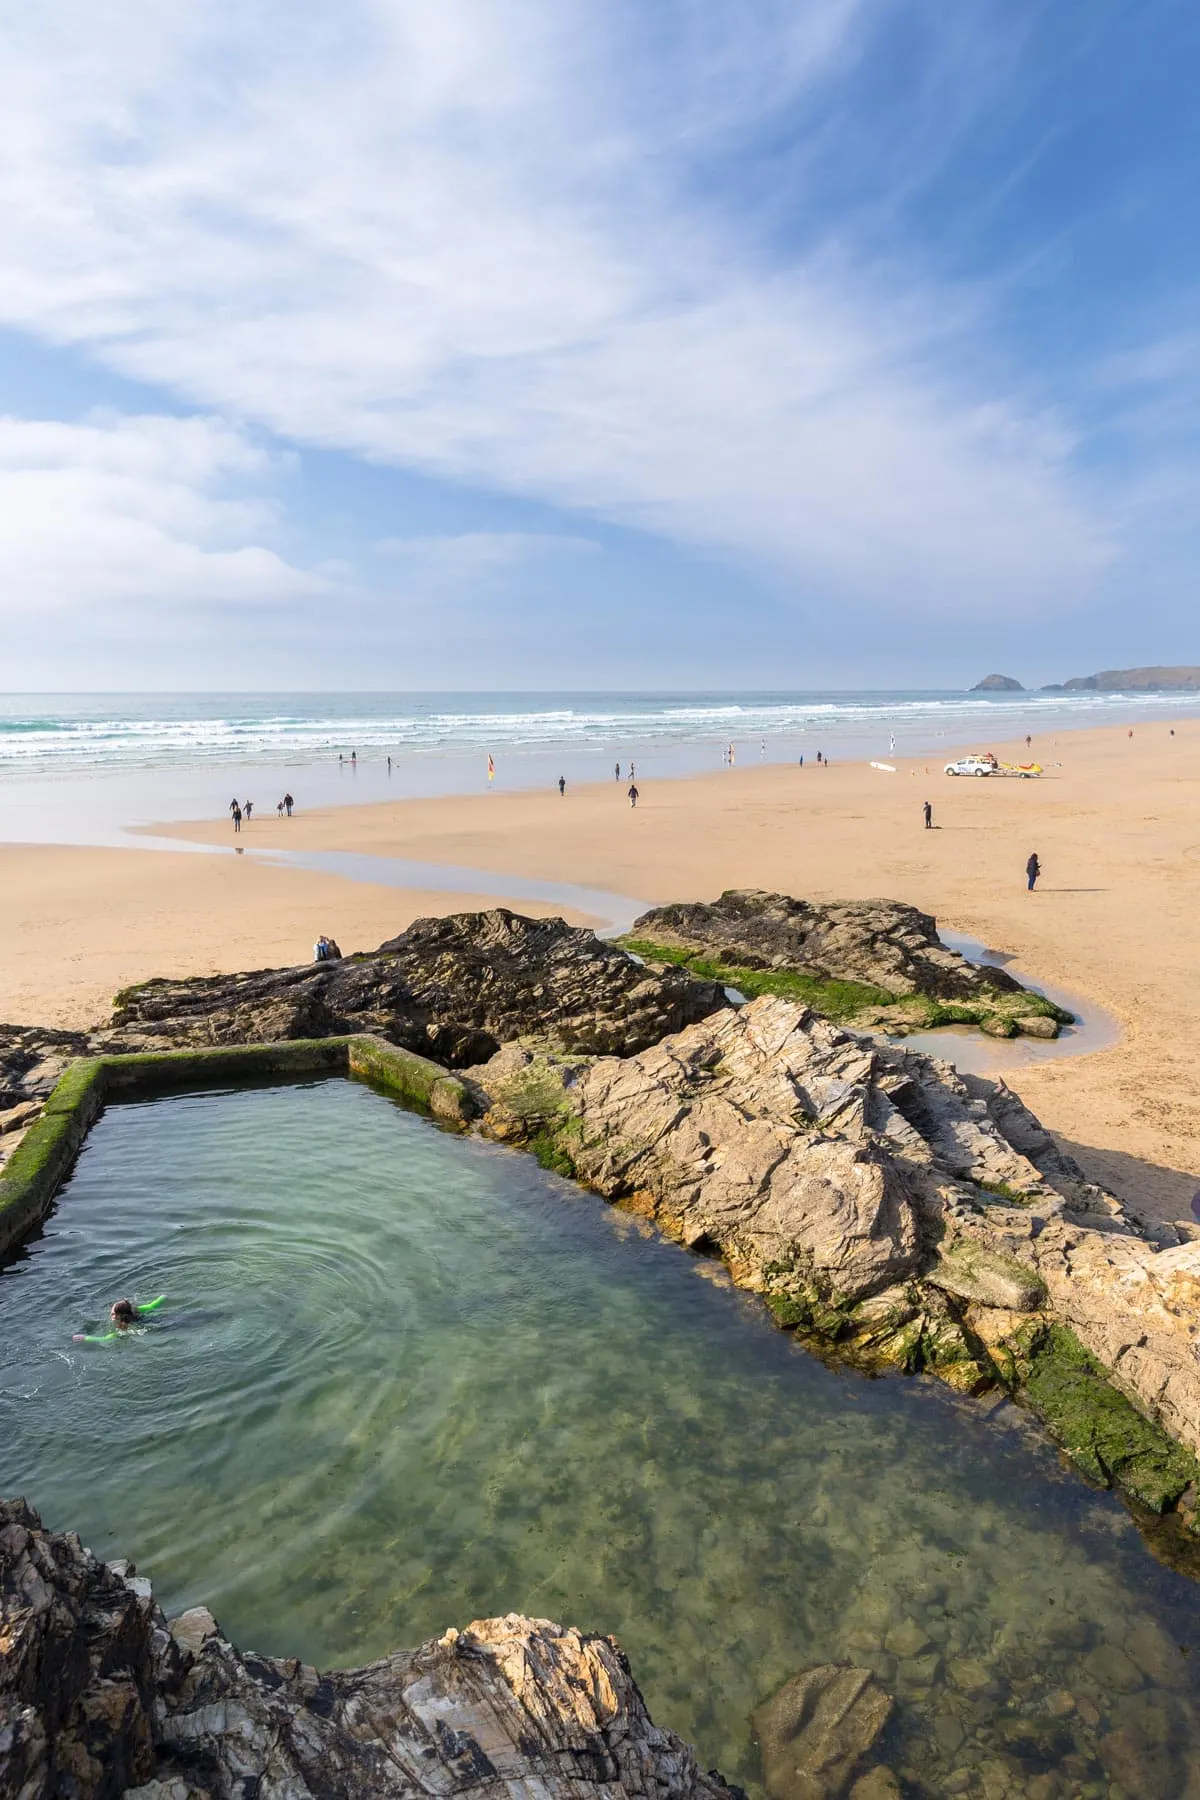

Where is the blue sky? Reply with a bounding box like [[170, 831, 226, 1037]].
[[1, 0, 1197, 689]]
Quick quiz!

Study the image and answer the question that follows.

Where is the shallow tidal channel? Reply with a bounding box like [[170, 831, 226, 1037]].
[[3, 1079, 1200, 1797]]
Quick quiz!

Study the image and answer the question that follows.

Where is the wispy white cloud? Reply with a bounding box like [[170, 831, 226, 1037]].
[[0, 413, 323, 617], [0, 1, 1119, 633]]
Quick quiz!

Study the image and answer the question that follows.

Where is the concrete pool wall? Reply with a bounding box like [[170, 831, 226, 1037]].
[[0, 1035, 474, 1262]]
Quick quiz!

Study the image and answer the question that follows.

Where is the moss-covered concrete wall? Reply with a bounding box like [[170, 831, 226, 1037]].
[[0, 1036, 473, 1263]]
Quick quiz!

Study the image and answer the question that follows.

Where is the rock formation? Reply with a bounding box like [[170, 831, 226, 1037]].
[[1057, 666, 1200, 692], [473, 995, 1200, 1515], [0, 1498, 740, 1800], [623, 891, 1070, 1040], [4, 900, 1198, 1534], [107, 909, 725, 1065], [628, 892, 1018, 1001], [968, 674, 1023, 691]]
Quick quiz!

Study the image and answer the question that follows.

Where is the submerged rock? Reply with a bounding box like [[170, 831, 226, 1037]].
[[0, 1498, 738, 1800], [753, 1664, 892, 1800]]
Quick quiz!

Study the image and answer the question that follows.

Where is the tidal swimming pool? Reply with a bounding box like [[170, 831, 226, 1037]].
[[3, 1079, 1199, 1797]]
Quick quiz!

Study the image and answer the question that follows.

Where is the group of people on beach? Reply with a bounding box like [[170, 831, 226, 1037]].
[[230, 793, 293, 830]]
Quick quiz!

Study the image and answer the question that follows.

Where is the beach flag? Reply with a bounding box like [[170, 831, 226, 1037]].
[[487, 753, 495, 783]]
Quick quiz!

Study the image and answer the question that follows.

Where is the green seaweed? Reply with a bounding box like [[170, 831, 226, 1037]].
[[618, 937, 1073, 1032], [1016, 1323, 1199, 1513], [619, 938, 896, 1021]]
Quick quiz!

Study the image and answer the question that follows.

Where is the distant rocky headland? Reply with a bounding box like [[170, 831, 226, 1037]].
[[970, 665, 1200, 694], [1045, 666, 1200, 693]]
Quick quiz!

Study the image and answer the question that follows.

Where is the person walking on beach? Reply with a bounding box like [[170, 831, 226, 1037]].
[[229, 797, 240, 817], [923, 800, 932, 829], [558, 775, 566, 796], [244, 800, 253, 821], [284, 792, 294, 817], [231, 801, 242, 834], [628, 782, 639, 808], [1026, 852, 1041, 892], [1025, 734, 1032, 751], [387, 755, 392, 773], [615, 762, 621, 781], [277, 799, 285, 817]]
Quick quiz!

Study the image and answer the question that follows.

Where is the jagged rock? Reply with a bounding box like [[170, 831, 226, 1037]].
[[629, 890, 1021, 1001], [0, 1498, 737, 1800], [753, 1664, 892, 1800], [927, 1243, 1045, 1312], [471, 996, 1200, 1495], [82, 912, 726, 1069]]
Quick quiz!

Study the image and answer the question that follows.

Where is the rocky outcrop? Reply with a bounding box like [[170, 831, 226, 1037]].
[[625, 892, 1071, 1040], [472, 996, 1200, 1514], [1059, 666, 1200, 692], [628, 892, 1020, 1002], [969, 674, 1023, 691], [1, 915, 725, 1103], [0, 1498, 738, 1800], [107, 910, 726, 1065]]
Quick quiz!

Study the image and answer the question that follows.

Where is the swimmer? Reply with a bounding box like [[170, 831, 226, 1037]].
[[73, 1295, 165, 1343]]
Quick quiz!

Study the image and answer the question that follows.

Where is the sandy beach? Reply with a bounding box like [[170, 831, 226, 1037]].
[[7, 715, 1200, 1220]]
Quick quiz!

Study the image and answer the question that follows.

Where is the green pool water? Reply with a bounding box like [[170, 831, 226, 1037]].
[[3, 1078, 1200, 1798]]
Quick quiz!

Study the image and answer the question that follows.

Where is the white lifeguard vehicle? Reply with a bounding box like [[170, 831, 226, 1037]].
[[944, 751, 1041, 778]]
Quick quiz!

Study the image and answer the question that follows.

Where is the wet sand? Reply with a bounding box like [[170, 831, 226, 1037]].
[[6, 716, 1200, 1221]]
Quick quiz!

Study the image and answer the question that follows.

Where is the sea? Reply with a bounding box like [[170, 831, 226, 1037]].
[[0, 687, 1196, 848]]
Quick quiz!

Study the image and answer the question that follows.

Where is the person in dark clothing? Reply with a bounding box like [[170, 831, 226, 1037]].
[[284, 792, 294, 816], [923, 800, 932, 829], [558, 776, 566, 796], [1026, 852, 1041, 891], [231, 802, 242, 833], [628, 783, 639, 808], [615, 762, 621, 780], [244, 800, 253, 821]]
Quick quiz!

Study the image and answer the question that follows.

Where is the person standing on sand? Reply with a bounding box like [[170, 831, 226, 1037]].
[[558, 776, 566, 796], [1025, 734, 1032, 751], [244, 800, 252, 821], [1026, 852, 1041, 892], [923, 800, 932, 829], [387, 755, 392, 773], [284, 792, 294, 816], [628, 783, 639, 808], [231, 802, 242, 834], [277, 799, 285, 817], [614, 762, 620, 780]]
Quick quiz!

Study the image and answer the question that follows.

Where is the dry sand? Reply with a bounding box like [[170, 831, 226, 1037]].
[[7, 717, 1200, 1220]]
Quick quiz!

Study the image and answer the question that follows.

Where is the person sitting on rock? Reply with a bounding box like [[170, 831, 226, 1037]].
[[314, 935, 330, 962]]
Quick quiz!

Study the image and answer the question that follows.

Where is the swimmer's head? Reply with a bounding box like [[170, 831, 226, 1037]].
[[111, 1298, 136, 1326]]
